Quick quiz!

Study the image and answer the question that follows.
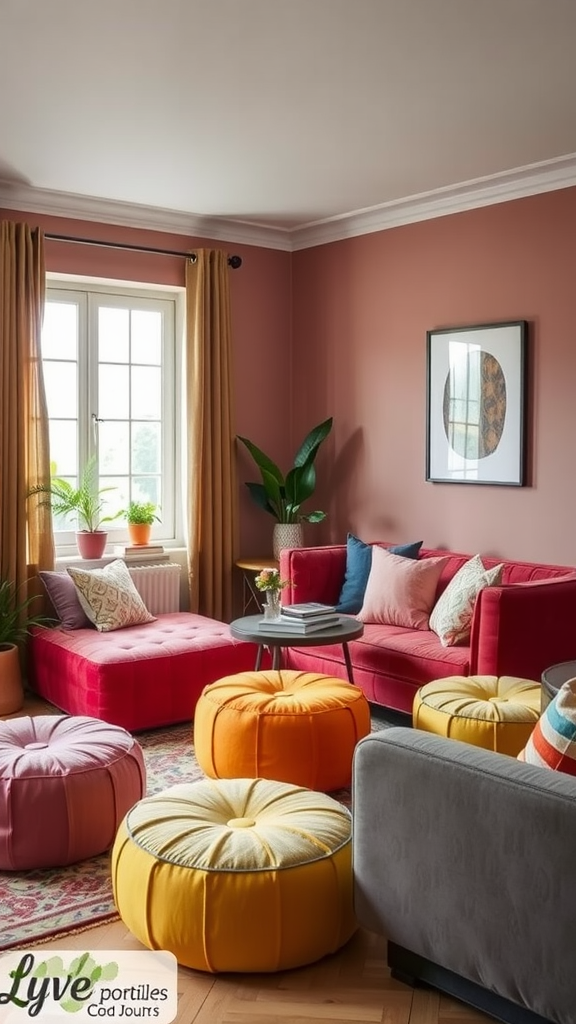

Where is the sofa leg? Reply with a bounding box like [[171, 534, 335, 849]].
[[387, 943, 554, 1024]]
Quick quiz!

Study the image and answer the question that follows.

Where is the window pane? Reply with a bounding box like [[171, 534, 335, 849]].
[[99, 364, 130, 419], [132, 366, 161, 419], [132, 422, 161, 474], [43, 363, 77, 419], [131, 310, 162, 364], [99, 307, 129, 363], [100, 421, 130, 475], [132, 476, 160, 507], [42, 302, 77, 360], [48, 424, 77, 477], [98, 477, 124, 520]]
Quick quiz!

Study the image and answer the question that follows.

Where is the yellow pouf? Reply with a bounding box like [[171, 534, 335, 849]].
[[413, 675, 542, 756], [112, 777, 356, 972], [194, 669, 371, 791]]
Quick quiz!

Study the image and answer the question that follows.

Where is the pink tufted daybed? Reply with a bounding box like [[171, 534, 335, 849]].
[[28, 613, 261, 732]]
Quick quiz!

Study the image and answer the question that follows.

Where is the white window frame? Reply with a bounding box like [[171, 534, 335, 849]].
[[43, 275, 185, 557]]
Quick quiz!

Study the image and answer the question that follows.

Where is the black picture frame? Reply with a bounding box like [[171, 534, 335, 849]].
[[426, 320, 527, 486]]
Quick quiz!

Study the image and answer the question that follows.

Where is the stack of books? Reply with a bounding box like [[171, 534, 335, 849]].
[[259, 602, 341, 634], [113, 544, 167, 563]]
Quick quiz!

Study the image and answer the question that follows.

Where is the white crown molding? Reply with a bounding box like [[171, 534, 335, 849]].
[[1, 152, 576, 254], [0, 183, 293, 252], [290, 153, 576, 250]]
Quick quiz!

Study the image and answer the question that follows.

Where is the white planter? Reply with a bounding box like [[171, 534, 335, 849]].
[[273, 523, 304, 561]]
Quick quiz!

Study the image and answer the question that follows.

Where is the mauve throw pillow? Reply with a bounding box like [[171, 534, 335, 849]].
[[357, 546, 449, 629], [39, 570, 92, 630], [336, 534, 423, 614]]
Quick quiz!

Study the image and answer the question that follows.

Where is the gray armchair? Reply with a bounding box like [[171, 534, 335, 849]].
[[352, 728, 576, 1024]]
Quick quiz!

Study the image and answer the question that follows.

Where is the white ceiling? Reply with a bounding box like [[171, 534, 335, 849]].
[[1, 0, 576, 250]]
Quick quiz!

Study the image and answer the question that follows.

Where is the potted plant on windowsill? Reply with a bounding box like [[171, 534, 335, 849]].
[[123, 500, 161, 546], [0, 579, 52, 714], [27, 456, 122, 559], [237, 417, 333, 559]]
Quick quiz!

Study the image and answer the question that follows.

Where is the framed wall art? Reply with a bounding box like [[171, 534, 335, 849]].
[[426, 320, 527, 486]]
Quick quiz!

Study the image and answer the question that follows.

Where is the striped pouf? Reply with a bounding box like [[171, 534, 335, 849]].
[[518, 677, 576, 773]]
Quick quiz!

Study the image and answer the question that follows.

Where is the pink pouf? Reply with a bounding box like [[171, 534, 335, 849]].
[[0, 715, 145, 870]]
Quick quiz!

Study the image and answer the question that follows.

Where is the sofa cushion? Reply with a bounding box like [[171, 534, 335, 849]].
[[358, 547, 448, 629], [68, 559, 155, 632], [336, 534, 423, 614], [518, 678, 576, 774], [39, 570, 92, 630], [429, 555, 504, 647]]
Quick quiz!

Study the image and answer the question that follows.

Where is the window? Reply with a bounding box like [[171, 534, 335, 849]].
[[41, 281, 179, 550]]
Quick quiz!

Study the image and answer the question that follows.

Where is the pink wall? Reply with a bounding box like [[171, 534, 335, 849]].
[[0, 207, 292, 558], [5, 184, 576, 567], [292, 187, 576, 564]]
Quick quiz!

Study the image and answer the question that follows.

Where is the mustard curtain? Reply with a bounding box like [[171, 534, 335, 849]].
[[185, 250, 237, 621], [0, 222, 53, 590]]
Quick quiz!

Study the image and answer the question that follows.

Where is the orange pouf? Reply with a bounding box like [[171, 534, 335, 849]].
[[194, 669, 371, 791]]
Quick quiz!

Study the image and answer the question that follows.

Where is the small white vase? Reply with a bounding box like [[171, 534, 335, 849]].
[[273, 523, 304, 561]]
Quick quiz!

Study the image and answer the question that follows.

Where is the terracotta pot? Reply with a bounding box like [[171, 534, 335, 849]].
[[273, 523, 304, 560], [128, 523, 152, 546], [0, 643, 24, 715], [76, 531, 108, 559]]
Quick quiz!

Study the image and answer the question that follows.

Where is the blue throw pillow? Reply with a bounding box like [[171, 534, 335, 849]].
[[335, 534, 423, 614]]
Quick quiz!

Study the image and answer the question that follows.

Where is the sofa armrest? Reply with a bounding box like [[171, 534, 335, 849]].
[[353, 729, 576, 1022], [469, 573, 576, 679], [280, 545, 346, 604]]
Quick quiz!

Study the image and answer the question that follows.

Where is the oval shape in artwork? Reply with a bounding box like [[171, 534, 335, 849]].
[[443, 349, 506, 460]]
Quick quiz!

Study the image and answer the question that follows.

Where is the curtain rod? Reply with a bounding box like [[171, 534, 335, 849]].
[[44, 232, 242, 268]]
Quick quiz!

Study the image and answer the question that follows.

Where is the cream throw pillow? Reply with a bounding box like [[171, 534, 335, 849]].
[[67, 559, 155, 632], [429, 554, 504, 647], [357, 547, 449, 629]]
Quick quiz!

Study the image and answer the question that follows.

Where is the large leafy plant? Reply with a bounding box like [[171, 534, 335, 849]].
[[27, 456, 122, 532], [237, 417, 333, 524], [0, 579, 51, 648]]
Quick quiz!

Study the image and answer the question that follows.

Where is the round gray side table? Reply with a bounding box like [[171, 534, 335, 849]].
[[541, 660, 576, 711]]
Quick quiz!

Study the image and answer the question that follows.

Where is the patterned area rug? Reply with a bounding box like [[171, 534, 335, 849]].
[[0, 721, 201, 951], [0, 714, 383, 951]]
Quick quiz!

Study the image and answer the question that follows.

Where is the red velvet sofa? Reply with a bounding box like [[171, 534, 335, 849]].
[[279, 545, 576, 715]]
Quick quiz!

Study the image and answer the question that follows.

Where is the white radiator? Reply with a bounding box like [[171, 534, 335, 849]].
[[128, 563, 182, 614]]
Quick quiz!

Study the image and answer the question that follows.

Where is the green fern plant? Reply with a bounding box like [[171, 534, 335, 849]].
[[27, 456, 122, 532]]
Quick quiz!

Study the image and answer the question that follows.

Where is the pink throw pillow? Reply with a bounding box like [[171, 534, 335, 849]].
[[358, 547, 449, 629]]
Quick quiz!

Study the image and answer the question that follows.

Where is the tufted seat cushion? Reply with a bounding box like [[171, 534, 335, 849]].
[[413, 675, 542, 756], [0, 715, 145, 870], [112, 777, 356, 972], [194, 669, 371, 790], [29, 613, 261, 731]]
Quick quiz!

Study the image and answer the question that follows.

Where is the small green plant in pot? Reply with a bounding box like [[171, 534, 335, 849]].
[[123, 500, 161, 545], [27, 456, 122, 558], [237, 417, 333, 558]]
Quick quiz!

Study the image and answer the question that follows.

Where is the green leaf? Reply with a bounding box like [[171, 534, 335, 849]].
[[237, 436, 284, 486], [293, 417, 333, 468]]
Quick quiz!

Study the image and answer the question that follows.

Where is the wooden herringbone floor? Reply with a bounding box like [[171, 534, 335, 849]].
[[4, 695, 493, 1024]]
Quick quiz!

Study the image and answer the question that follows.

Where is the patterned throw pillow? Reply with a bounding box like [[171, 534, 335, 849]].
[[518, 678, 576, 774], [429, 554, 504, 647], [357, 547, 449, 630], [67, 559, 155, 632]]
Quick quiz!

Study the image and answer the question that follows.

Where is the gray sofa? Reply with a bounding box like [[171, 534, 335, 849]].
[[352, 728, 576, 1024]]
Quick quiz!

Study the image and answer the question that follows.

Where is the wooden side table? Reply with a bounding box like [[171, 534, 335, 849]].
[[235, 557, 279, 615]]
